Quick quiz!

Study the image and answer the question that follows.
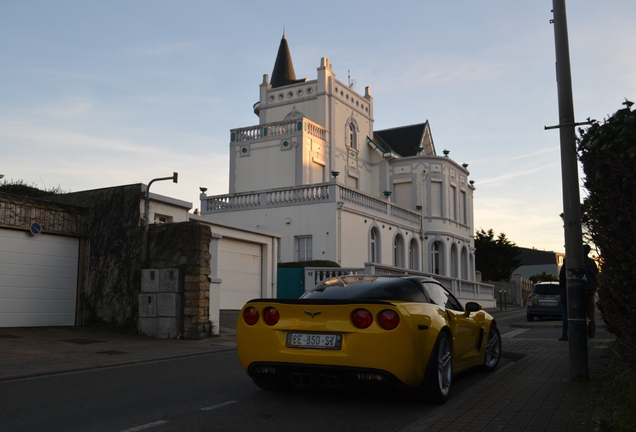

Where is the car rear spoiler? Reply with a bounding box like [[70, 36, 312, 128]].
[[245, 298, 397, 306]]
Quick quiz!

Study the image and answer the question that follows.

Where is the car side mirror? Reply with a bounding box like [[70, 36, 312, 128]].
[[464, 302, 482, 316]]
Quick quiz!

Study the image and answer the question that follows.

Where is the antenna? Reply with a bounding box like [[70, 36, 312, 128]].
[[348, 70, 355, 88]]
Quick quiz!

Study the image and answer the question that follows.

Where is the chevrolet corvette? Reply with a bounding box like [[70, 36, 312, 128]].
[[236, 275, 501, 403]]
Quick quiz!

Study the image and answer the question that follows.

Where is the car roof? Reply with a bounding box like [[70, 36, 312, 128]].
[[324, 275, 440, 285]]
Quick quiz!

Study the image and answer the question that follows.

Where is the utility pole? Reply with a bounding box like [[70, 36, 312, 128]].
[[141, 172, 178, 266], [548, 0, 589, 377]]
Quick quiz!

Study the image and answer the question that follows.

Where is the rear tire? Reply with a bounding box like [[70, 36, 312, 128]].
[[252, 376, 289, 391], [526, 314, 534, 322], [422, 332, 453, 404], [481, 325, 501, 372]]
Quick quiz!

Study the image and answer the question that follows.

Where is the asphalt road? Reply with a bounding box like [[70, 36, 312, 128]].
[[0, 309, 530, 432]]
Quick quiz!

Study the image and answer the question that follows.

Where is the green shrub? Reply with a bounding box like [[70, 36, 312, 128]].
[[578, 103, 636, 369], [597, 343, 636, 431]]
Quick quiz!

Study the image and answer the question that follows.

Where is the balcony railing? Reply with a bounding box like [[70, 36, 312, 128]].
[[231, 118, 327, 142], [267, 185, 331, 205], [202, 183, 421, 227]]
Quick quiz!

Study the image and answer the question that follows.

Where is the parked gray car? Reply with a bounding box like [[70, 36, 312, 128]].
[[526, 281, 561, 321]]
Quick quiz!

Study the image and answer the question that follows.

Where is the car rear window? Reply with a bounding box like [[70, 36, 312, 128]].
[[302, 277, 427, 302], [533, 284, 560, 295]]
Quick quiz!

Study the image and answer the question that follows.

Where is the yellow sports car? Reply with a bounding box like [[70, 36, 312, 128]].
[[236, 275, 501, 403]]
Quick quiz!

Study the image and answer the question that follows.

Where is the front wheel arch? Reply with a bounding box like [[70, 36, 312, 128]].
[[481, 324, 502, 372]]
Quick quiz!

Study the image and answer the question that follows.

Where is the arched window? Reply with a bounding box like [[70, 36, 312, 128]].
[[393, 234, 405, 268], [451, 244, 458, 278], [409, 238, 419, 270], [349, 123, 357, 150], [369, 227, 380, 263], [346, 117, 359, 151], [461, 247, 468, 280], [430, 241, 442, 275]]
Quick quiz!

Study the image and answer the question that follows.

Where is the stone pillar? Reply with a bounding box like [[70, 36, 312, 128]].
[[180, 223, 212, 339], [146, 221, 213, 340]]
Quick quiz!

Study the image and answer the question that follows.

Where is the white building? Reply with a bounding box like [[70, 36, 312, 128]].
[[201, 34, 478, 288]]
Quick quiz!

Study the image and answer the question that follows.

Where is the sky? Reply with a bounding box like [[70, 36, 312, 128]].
[[1, 1, 634, 254]]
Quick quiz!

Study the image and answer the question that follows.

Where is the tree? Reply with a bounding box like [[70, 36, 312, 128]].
[[474, 229, 521, 281], [0, 179, 66, 197], [578, 101, 636, 368]]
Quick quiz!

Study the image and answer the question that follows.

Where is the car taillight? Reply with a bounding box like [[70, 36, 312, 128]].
[[243, 307, 259, 325], [263, 307, 280, 326], [351, 308, 373, 329], [378, 310, 400, 330]]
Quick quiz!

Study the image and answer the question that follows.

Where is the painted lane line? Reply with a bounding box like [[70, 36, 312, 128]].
[[119, 420, 169, 432], [502, 328, 530, 339], [201, 400, 238, 411]]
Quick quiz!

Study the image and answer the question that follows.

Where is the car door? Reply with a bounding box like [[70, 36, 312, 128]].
[[423, 282, 481, 367]]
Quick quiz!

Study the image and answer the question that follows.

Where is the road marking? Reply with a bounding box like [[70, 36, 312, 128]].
[[200, 400, 238, 411], [502, 328, 529, 338], [119, 420, 168, 432]]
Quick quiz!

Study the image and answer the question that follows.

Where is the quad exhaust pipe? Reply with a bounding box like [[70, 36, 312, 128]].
[[290, 373, 301, 386]]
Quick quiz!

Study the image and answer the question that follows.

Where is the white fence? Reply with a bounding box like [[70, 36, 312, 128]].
[[303, 263, 496, 308]]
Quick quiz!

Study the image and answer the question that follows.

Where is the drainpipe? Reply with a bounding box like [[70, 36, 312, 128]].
[[336, 200, 344, 264]]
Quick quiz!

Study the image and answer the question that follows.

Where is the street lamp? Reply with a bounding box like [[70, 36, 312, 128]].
[[142, 172, 178, 265]]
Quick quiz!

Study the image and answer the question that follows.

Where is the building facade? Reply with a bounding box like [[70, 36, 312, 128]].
[[201, 34, 477, 283]]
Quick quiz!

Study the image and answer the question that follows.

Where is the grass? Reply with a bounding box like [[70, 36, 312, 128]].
[[596, 343, 636, 431]]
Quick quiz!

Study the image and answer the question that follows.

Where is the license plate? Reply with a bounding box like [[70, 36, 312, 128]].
[[539, 300, 558, 307], [286, 333, 342, 350]]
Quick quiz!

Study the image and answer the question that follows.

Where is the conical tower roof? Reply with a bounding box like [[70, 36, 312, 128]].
[[270, 32, 298, 88]]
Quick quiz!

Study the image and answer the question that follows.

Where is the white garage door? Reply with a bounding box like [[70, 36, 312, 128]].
[[0, 228, 79, 327], [218, 238, 261, 310]]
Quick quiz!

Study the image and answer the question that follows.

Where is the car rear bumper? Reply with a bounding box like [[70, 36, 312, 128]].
[[248, 361, 407, 389], [526, 306, 562, 317]]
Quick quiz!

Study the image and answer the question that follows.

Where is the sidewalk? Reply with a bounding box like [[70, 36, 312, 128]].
[[0, 310, 239, 382], [399, 307, 611, 431], [401, 333, 610, 431], [0, 309, 611, 431]]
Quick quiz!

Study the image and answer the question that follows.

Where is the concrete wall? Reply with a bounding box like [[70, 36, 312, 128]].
[[487, 273, 534, 307]]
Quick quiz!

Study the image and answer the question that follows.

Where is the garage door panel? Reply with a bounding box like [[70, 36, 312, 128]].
[[0, 262, 78, 280], [0, 228, 79, 327], [0, 252, 78, 268], [0, 249, 78, 267], [0, 312, 75, 327], [218, 238, 261, 310], [0, 274, 78, 290], [0, 234, 78, 256], [0, 285, 78, 301], [0, 298, 76, 313]]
